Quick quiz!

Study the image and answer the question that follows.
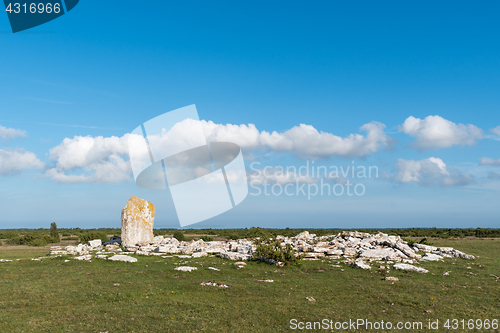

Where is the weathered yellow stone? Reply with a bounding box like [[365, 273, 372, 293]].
[[121, 196, 155, 247]]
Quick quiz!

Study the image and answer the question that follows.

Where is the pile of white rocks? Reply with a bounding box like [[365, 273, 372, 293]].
[[45, 197, 475, 272], [48, 230, 474, 272]]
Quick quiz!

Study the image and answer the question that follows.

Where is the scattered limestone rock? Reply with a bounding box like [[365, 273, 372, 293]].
[[121, 196, 155, 248], [155, 245, 180, 254], [200, 281, 230, 288], [393, 263, 428, 274], [385, 276, 399, 281], [174, 266, 197, 272], [219, 251, 252, 261], [108, 255, 137, 263], [237, 244, 253, 254], [192, 251, 208, 258], [88, 239, 102, 248], [208, 267, 220, 271], [359, 248, 399, 261], [353, 259, 371, 270], [73, 255, 92, 261], [176, 255, 192, 259], [422, 253, 443, 261]]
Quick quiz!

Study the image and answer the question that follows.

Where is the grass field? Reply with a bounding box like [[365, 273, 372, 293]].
[[0, 238, 499, 332]]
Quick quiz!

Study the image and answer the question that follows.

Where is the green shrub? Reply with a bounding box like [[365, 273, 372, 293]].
[[200, 236, 214, 242], [7, 234, 47, 247], [79, 231, 109, 244], [227, 234, 241, 240], [403, 238, 416, 246], [419, 237, 432, 245], [61, 233, 71, 237], [43, 235, 59, 244], [254, 239, 301, 265], [173, 231, 185, 242]]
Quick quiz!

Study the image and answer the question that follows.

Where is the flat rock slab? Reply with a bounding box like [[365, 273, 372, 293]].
[[88, 239, 102, 248], [219, 252, 253, 261], [393, 263, 428, 274], [353, 260, 371, 270], [385, 276, 399, 281], [174, 266, 197, 272], [359, 248, 397, 260], [108, 255, 138, 263], [200, 281, 230, 288], [73, 255, 92, 261], [421, 253, 443, 261], [192, 251, 208, 258]]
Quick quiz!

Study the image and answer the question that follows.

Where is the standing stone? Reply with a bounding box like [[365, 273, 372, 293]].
[[121, 196, 155, 248]]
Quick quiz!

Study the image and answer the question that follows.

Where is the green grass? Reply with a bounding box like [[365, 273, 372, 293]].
[[0, 238, 498, 332]]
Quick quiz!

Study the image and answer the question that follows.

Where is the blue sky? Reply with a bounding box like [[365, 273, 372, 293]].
[[1, 1, 499, 229]]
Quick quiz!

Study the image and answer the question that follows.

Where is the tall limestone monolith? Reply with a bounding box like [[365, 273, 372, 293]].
[[121, 196, 155, 247]]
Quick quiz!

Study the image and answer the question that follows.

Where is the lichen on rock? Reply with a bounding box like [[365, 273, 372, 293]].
[[121, 196, 155, 248]]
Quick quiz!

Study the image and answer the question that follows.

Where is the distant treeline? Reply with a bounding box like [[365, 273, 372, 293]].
[[1, 227, 499, 246]]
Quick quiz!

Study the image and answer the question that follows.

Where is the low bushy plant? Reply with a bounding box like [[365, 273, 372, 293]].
[[7, 234, 47, 247], [173, 230, 186, 242], [403, 238, 416, 246], [79, 231, 109, 244], [254, 239, 302, 265], [419, 237, 432, 245], [200, 236, 214, 242]]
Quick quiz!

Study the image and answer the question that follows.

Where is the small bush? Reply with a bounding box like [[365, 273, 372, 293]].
[[173, 231, 186, 242], [79, 231, 109, 244], [254, 239, 301, 265], [61, 233, 71, 237], [227, 234, 241, 240], [200, 236, 214, 242], [7, 235, 47, 247], [62, 237, 79, 241], [403, 238, 416, 246], [419, 237, 432, 245], [44, 235, 59, 244]]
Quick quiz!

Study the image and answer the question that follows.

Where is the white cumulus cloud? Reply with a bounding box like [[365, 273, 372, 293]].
[[201, 120, 392, 159], [478, 157, 500, 166], [490, 126, 500, 137], [0, 125, 26, 139], [45, 119, 392, 184], [0, 148, 44, 175], [394, 157, 473, 186], [398, 115, 483, 149], [46, 135, 131, 184]]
